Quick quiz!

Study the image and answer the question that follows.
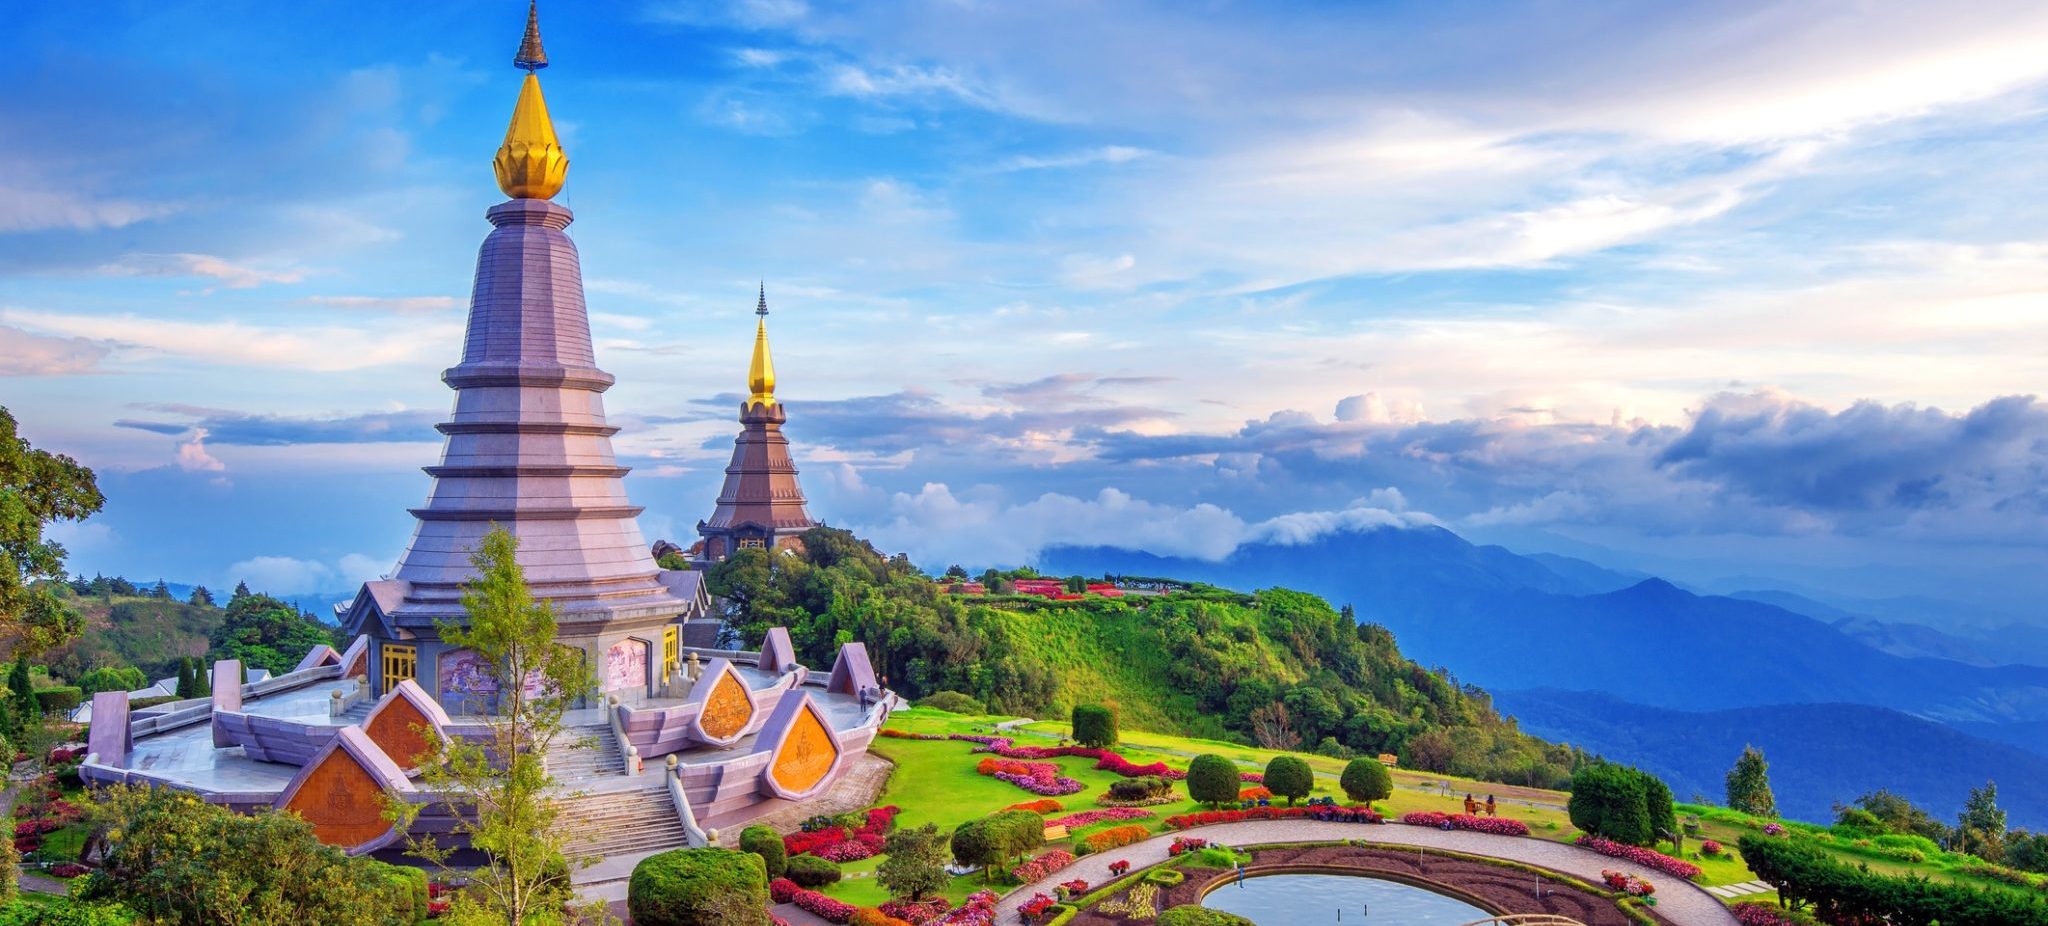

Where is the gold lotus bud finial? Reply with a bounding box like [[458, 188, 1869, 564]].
[[747, 283, 778, 410], [493, 1, 568, 199]]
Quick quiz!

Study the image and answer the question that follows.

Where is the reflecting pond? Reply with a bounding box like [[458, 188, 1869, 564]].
[[1201, 872, 1492, 925]]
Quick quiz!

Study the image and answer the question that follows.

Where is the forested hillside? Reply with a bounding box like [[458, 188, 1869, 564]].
[[708, 527, 1586, 788]]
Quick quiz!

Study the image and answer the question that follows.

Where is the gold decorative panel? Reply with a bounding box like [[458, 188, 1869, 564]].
[[285, 748, 390, 848], [771, 704, 838, 794], [366, 695, 433, 770], [699, 670, 753, 740]]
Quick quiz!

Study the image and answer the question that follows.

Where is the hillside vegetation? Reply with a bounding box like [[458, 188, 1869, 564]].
[[708, 528, 1584, 787]]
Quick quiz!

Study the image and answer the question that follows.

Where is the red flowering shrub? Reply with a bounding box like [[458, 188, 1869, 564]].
[[1398, 812, 1529, 836], [785, 806, 901, 859], [1168, 836, 1208, 856], [1574, 834, 1703, 879], [1165, 805, 1383, 830], [771, 878, 803, 904], [1011, 849, 1077, 883], [1731, 903, 1801, 925], [879, 898, 950, 924], [1108, 859, 1131, 876], [930, 891, 999, 926], [1046, 808, 1153, 829], [786, 826, 850, 856], [1058, 879, 1090, 896], [793, 886, 860, 922], [1007, 799, 1065, 814], [1017, 894, 1057, 922], [1702, 839, 1724, 856], [46, 863, 88, 879]]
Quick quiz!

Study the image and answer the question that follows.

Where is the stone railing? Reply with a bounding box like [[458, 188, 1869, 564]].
[[663, 754, 710, 847], [329, 676, 371, 717], [607, 695, 641, 777]]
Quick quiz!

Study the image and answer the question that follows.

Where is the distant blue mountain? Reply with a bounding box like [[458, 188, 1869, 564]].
[[1040, 525, 2048, 725], [1494, 689, 2048, 828]]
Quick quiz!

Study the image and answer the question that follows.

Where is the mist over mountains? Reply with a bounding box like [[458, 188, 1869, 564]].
[[1042, 523, 2048, 826]]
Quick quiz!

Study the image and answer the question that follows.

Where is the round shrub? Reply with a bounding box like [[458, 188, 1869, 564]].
[[1340, 757, 1393, 805], [1108, 776, 1172, 802], [367, 860, 429, 924], [916, 691, 986, 714], [786, 853, 843, 888], [33, 687, 83, 714], [739, 824, 787, 878], [627, 848, 769, 926], [1072, 704, 1118, 748], [1187, 754, 1239, 808], [1263, 755, 1313, 806], [1158, 906, 1256, 926]]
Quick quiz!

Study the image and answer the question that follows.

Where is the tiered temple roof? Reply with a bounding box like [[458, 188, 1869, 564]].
[[696, 287, 819, 560]]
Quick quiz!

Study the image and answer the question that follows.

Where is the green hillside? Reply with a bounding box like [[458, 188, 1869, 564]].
[[708, 528, 1583, 788], [42, 590, 221, 680]]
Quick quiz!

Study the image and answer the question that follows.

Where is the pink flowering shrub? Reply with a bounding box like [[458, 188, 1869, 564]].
[[1602, 869, 1656, 896], [1574, 834, 1703, 879], [770, 878, 802, 904], [1763, 822, 1785, 836], [929, 891, 999, 926], [1702, 839, 1724, 856], [1398, 812, 1529, 836], [1046, 808, 1155, 828], [1011, 848, 1077, 883], [1166, 805, 1382, 829], [1732, 902, 1801, 925], [1017, 894, 1057, 922], [878, 898, 950, 924], [786, 806, 901, 858], [792, 887, 859, 923]]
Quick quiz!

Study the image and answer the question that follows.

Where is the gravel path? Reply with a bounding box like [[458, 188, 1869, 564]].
[[993, 821, 1742, 926]]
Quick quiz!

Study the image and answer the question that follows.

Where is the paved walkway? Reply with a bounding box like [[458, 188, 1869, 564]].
[[993, 821, 1742, 926], [1705, 880, 1774, 899]]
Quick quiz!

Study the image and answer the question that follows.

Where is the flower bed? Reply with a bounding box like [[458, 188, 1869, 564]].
[[1601, 869, 1657, 897], [1573, 834, 1703, 879], [1239, 786, 1272, 801], [1165, 804, 1383, 830], [1078, 824, 1151, 854], [878, 898, 949, 924], [977, 757, 1084, 796], [879, 729, 944, 741], [773, 879, 860, 923], [1167, 836, 1208, 856], [1701, 840, 1724, 857], [46, 863, 88, 879], [1398, 812, 1530, 837], [930, 890, 999, 926], [1017, 894, 1057, 922], [1731, 902, 1802, 926], [1046, 808, 1154, 829], [1007, 799, 1065, 814], [1011, 848, 1077, 883], [785, 806, 901, 861], [952, 734, 1189, 781]]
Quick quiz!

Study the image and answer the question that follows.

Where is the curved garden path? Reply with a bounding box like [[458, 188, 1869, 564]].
[[993, 821, 1743, 926]]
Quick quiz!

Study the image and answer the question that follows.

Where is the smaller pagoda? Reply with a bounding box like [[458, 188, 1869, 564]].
[[696, 287, 819, 561]]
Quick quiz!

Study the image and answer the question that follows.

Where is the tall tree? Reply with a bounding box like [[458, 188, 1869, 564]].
[[1725, 745, 1777, 818], [384, 527, 605, 925], [876, 823, 950, 902], [209, 592, 335, 676], [8, 653, 37, 723], [0, 407, 104, 654], [230, 581, 251, 603], [188, 585, 216, 607], [150, 580, 172, 600], [1957, 781, 2008, 862]]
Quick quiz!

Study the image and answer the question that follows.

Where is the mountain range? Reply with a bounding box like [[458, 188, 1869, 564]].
[[1042, 525, 2048, 826]]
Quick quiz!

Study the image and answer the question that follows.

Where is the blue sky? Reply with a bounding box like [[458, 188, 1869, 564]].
[[6, 1, 2048, 621]]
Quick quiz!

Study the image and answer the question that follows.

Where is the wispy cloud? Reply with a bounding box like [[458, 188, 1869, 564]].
[[303, 295, 460, 314], [0, 308, 457, 371], [993, 146, 1152, 172], [0, 324, 111, 376], [0, 186, 177, 233], [97, 253, 306, 290]]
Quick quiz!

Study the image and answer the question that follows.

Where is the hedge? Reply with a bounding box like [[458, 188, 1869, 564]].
[[1739, 834, 2048, 926], [786, 854, 842, 888], [33, 689, 82, 714], [1071, 704, 1117, 748], [628, 848, 769, 926], [740, 825, 787, 878], [1157, 907, 1255, 926]]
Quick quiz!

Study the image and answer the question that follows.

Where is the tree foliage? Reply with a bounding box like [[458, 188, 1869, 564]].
[[1187, 754, 1240, 809], [876, 823, 949, 901], [1741, 833, 2048, 926], [1340, 757, 1393, 805], [1071, 703, 1117, 748], [78, 665, 147, 696], [737, 825, 786, 879], [0, 406, 104, 655], [208, 593, 334, 677], [1569, 762, 1654, 845], [1263, 755, 1313, 806], [1725, 745, 1777, 817], [382, 527, 607, 926], [626, 849, 768, 926], [1959, 780, 2008, 863], [79, 785, 424, 926]]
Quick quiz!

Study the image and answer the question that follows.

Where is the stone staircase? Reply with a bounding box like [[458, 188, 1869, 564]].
[[555, 784, 691, 861], [546, 724, 625, 781]]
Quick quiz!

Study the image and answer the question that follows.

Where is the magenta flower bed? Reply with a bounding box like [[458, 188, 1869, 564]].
[[1011, 848, 1077, 883], [993, 767, 1085, 796], [1165, 805, 1383, 829], [1046, 807, 1155, 829], [1398, 812, 1530, 836], [1573, 834, 1704, 879], [951, 734, 1190, 780], [880, 897, 951, 923], [1731, 902, 1800, 925], [772, 879, 857, 923], [783, 805, 901, 859], [930, 890, 1000, 926]]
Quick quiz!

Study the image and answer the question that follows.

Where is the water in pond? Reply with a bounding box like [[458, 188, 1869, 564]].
[[1202, 873, 1491, 925]]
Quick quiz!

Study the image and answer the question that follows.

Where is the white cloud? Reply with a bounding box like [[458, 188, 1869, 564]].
[[995, 146, 1152, 172], [0, 324, 110, 376], [0, 307, 460, 372], [98, 252, 306, 289], [0, 186, 177, 233], [304, 295, 460, 314], [225, 551, 390, 596], [176, 428, 226, 473]]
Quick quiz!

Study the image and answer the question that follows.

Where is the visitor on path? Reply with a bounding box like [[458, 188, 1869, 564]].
[[1485, 794, 1496, 816], [1463, 794, 1478, 815]]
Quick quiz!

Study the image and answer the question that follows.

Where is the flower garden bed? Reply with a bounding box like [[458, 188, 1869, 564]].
[[1574, 834, 1704, 880], [977, 757, 1085, 796], [783, 806, 901, 862], [1398, 811, 1532, 837], [1163, 804, 1384, 830]]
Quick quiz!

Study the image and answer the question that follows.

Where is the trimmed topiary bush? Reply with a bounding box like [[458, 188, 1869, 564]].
[[33, 688, 83, 714], [1340, 757, 1393, 805], [1072, 704, 1117, 748], [916, 691, 986, 715], [627, 848, 769, 926], [739, 824, 787, 878], [1157, 906, 1256, 926], [1187, 754, 1239, 808], [1263, 755, 1313, 806], [785, 853, 842, 888], [1107, 776, 1172, 801]]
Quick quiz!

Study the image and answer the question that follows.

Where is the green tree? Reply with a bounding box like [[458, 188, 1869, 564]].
[[80, 784, 422, 926], [150, 580, 171, 600], [79, 665, 147, 696], [876, 823, 950, 902], [1187, 754, 1240, 809], [383, 527, 605, 925], [230, 581, 251, 602], [8, 654, 38, 722], [209, 593, 335, 676], [736, 825, 785, 879], [987, 809, 1044, 869], [1569, 762, 1652, 845], [188, 585, 216, 607], [1958, 780, 2008, 862], [950, 818, 997, 881], [1263, 755, 1313, 806], [1071, 703, 1117, 748], [1642, 771, 1678, 847], [1725, 745, 1777, 818], [0, 408, 105, 655], [1339, 757, 1393, 805], [2007, 829, 2048, 875], [626, 849, 767, 926], [174, 658, 196, 700], [1852, 789, 1949, 842]]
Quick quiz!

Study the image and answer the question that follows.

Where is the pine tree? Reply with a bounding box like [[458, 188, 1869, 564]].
[[150, 580, 171, 600], [8, 655, 37, 724], [1726, 745, 1777, 818], [1958, 781, 2007, 862], [174, 659, 196, 700], [230, 581, 251, 603], [188, 585, 215, 607]]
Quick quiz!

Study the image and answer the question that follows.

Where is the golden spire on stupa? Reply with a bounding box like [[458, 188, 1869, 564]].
[[747, 284, 779, 410], [493, 0, 569, 200]]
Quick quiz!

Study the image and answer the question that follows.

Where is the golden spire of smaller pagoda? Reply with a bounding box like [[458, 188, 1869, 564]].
[[747, 284, 778, 410], [493, 1, 568, 200]]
